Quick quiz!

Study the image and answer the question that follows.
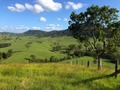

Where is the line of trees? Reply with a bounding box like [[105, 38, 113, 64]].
[[0, 43, 11, 48], [28, 55, 73, 63]]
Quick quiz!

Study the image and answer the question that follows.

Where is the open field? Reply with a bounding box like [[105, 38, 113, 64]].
[[0, 35, 78, 63], [0, 35, 116, 68], [0, 35, 120, 90], [0, 63, 120, 90]]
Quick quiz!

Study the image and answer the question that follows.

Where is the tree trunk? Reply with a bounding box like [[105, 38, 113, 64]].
[[98, 55, 102, 70]]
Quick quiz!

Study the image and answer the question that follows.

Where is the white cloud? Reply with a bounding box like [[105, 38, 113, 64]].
[[65, 2, 84, 10], [34, 4, 44, 13], [40, 17, 47, 22], [36, 0, 62, 11], [65, 5, 70, 10], [15, 25, 29, 30], [30, 27, 41, 30], [25, 3, 33, 10], [64, 18, 68, 22], [56, 24, 60, 27], [25, 3, 44, 13], [45, 24, 63, 31], [0, 25, 41, 33], [57, 18, 61, 21], [8, 3, 25, 12], [8, 0, 62, 13]]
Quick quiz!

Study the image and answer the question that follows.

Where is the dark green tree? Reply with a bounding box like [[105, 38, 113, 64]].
[[0, 52, 2, 63], [50, 56, 55, 62], [7, 49, 13, 57], [30, 55, 37, 62], [25, 43, 30, 49], [51, 42, 62, 52], [69, 5, 120, 70]]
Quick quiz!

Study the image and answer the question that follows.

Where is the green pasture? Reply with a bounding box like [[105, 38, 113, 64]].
[[0, 35, 120, 90], [0, 35, 117, 68], [0, 35, 78, 63], [0, 63, 119, 90]]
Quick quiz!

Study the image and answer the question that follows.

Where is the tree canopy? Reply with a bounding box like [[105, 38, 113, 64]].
[[69, 5, 120, 70]]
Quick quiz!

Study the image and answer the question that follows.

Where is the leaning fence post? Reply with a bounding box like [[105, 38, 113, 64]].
[[76, 60, 78, 65], [115, 59, 119, 78], [87, 60, 90, 67], [82, 60, 83, 65]]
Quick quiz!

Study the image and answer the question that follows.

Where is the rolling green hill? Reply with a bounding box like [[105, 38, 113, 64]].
[[0, 35, 116, 68], [0, 34, 120, 90], [0, 35, 77, 63]]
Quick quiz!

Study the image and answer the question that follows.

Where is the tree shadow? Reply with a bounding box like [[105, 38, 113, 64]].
[[72, 71, 119, 86], [114, 85, 120, 90], [13, 51, 22, 53], [24, 58, 30, 61]]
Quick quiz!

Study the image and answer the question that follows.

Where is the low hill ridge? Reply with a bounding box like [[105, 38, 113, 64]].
[[23, 29, 71, 37]]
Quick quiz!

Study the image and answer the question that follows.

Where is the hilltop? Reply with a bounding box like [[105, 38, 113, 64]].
[[23, 29, 71, 37]]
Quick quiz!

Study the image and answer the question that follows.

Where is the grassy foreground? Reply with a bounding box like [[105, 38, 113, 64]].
[[0, 63, 120, 90]]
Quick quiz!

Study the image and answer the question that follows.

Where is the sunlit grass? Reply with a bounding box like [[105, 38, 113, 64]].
[[0, 36, 76, 63], [0, 63, 119, 90]]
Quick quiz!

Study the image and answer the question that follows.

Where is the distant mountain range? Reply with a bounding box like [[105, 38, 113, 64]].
[[0, 29, 72, 37], [0, 32, 17, 35], [23, 29, 72, 37]]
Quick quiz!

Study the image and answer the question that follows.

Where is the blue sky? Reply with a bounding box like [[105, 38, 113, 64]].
[[0, 0, 120, 33]]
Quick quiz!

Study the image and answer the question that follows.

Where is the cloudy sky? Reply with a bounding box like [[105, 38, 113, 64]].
[[0, 0, 120, 33]]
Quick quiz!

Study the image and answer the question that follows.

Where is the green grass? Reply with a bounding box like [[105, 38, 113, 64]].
[[0, 35, 120, 90], [0, 63, 119, 90], [0, 36, 76, 63], [0, 35, 116, 67], [61, 56, 115, 68]]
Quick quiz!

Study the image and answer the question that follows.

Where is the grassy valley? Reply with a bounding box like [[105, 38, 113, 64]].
[[0, 33, 120, 89], [1, 1, 120, 89], [0, 35, 77, 63]]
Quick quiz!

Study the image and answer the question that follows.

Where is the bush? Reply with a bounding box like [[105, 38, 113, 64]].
[[101, 53, 120, 63], [84, 51, 96, 57], [74, 50, 84, 57], [0, 43, 11, 48], [7, 49, 13, 57]]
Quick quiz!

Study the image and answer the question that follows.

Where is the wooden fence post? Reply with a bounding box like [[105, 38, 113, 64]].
[[76, 60, 78, 65], [87, 60, 90, 67], [115, 59, 119, 78], [82, 60, 83, 65]]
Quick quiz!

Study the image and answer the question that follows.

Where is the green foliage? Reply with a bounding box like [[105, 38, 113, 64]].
[[65, 44, 84, 58], [51, 42, 62, 52], [69, 5, 120, 70], [30, 55, 37, 62], [0, 49, 13, 60], [0, 43, 11, 48], [50, 56, 55, 62], [7, 49, 13, 57], [25, 42, 32, 49]]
